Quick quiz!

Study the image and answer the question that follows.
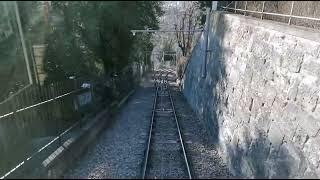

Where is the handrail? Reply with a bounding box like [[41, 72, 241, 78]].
[[0, 64, 142, 178], [221, 1, 320, 26], [0, 84, 32, 105], [0, 88, 88, 120], [0, 117, 81, 179], [221, 6, 320, 22]]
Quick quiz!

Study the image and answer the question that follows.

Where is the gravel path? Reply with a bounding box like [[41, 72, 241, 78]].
[[64, 74, 233, 179], [64, 77, 154, 179]]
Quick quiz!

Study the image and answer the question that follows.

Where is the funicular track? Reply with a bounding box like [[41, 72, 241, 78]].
[[141, 69, 192, 179]]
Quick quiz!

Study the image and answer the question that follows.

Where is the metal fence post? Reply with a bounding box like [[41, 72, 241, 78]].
[[74, 78, 82, 128], [261, 1, 265, 19], [14, 1, 33, 85], [212, 1, 217, 11], [221, 2, 320, 25], [288, 1, 295, 25], [53, 83, 62, 146], [202, 7, 211, 78], [244, 1, 248, 16]]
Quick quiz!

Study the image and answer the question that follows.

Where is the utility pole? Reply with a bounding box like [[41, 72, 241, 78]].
[[202, 7, 211, 78], [43, 1, 50, 25], [14, 1, 33, 84], [212, 1, 218, 11]]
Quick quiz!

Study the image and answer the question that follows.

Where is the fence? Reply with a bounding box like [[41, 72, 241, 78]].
[[0, 63, 147, 178], [219, 1, 320, 30], [0, 78, 91, 177]]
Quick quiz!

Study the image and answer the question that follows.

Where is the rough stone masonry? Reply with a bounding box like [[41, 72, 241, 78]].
[[182, 11, 320, 178]]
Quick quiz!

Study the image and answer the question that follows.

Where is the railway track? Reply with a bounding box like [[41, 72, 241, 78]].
[[141, 69, 193, 179]]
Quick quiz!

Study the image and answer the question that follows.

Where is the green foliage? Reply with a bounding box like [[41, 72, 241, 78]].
[[44, 1, 163, 83], [17, 1, 42, 32], [0, 2, 35, 101], [198, 1, 212, 25], [198, 1, 212, 9]]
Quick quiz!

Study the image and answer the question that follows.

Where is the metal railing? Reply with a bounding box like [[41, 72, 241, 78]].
[[0, 79, 93, 178], [220, 1, 320, 27], [0, 63, 148, 178], [0, 87, 85, 120]]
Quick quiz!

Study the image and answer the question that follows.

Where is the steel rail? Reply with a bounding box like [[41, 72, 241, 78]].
[[154, 70, 162, 87], [141, 74, 160, 179], [168, 81, 193, 179], [142, 70, 192, 178]]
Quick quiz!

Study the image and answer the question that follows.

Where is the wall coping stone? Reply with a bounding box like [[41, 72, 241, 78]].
[[216, 11, 320, 44]]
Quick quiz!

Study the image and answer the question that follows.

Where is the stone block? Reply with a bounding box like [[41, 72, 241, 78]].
[[267, 149, 282, 178], [237, 126, 251, 151], [231, 129, 240, 147], [256, 111, 271, 133], [264, 85, 277, 108], [298, 114, 320, 137], [300, 75, 318, 90], [300, 92, 319, 113], [269, 143, 305, 178], [285, 143, 308, 177], [313, 101, 320, 118], [303, 166, 318, 179], [240, 158, 254, 178], [251, 38, 273, 60], [274, 54, 284, 69], [276, 74, 292, 92], [264, 68, 275, 82], [223, 126, 234, 143], [268, 122, 284, 150], [228, 68, 240, 85], [316, 166, 320, 178], [243, 67, 254, 86], [309, 45, 320, 58], [247, 137, 270, 178], [290, 55, 304, 73], [238, 60, 247, 73], [292, 126, 309, 149], [269, 97, 285, 120], [251, 74, 265, 93], [280, 121, 298, 143], [301, 54, 320, 76], [303, 136, 320, 168], [287, 78, 300, 101], [282, 102, 300, 121]]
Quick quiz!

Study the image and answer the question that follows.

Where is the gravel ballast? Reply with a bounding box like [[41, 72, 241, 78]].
[[64, 81, 154, 178], [64, 75, 233, 178], [171, 87, 233, 178]]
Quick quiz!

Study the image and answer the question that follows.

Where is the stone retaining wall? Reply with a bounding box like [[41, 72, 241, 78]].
[[182, 11, 320, 178]]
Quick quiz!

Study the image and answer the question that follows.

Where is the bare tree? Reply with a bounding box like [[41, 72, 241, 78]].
[[174, 1, 202, 57], [162, 38, 174, 53], [172, 1, 203, 81], [149, 1, 203, 80]]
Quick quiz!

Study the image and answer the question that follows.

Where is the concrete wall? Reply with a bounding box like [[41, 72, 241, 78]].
[[182, 11, 320, 178]]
